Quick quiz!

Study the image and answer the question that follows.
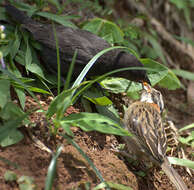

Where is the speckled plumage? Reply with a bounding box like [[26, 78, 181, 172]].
[[123, 84, 188, 190], [124, 101, 166, 164]]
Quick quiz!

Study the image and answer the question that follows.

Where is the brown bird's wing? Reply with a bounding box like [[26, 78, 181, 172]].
[[124, 102, 167, 164]]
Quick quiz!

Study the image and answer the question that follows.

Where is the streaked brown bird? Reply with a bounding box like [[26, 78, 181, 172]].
[[5, 4, 150, 84], [123, 83, 188, 190]]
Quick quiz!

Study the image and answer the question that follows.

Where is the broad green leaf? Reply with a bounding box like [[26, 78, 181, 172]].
[[0, 79, 10, 108], [0, 102, 28, 123], [60, 112, 131, 136], [84, 96, 112, 106], [172, 69, 194, 81], [83, 87, 112, 106], [36, 12, 77, 28], [158, 69, 182, 90], [141, 58, 169, 85], [168, 157, 194, 169], [82, 18, 124, 44], [96, 104, 121, 125], [0, 114, 28, 142], [0, 129, 24, 147], [100, 58, 169, 93], [100, 77, 142, 93], [26, 63, 46, 80]]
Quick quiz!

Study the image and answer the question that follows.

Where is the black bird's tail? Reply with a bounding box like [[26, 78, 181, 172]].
[[5, 4, 32, 24]]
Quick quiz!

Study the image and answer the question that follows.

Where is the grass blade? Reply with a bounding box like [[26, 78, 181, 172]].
[[62, 134, 105, 182], [168, 157, 194, 169], [44, 145, 63, 190]]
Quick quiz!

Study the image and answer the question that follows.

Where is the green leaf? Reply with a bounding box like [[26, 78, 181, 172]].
[[100, 77, 142, 93], [18, 176, 36, 190], [60, 112, 131, 136], [170, 0, 191, 28], [158, 69, 182, 90], [10, 27, 21, 59], [83, 87, 112, 106], [0, 114, 28, 142], [45, 146, 63, 190], [0, 102, 29, 123], [14, 88, 26, 110], [0, 79, 10, 108], [170, 0, 187, 9], [26, 63, 46, 79], [94, 181, 133, 190], [100, 58, 169, 93], [178, 132, 194, 146], [82, 18, 124, 44], [179, 123, 194, 132], [0, 129, 24, 147], [4, 171, 17, 182], [96, 104, 121, 125], [141, 58, 169, 85], [25, 39, 32, 66], [36, 12, 77, 28], [172, 69, 194, 81], [46, 89, 73, 118], [145, 34, 167, 64], [168, 157, 194, 169]]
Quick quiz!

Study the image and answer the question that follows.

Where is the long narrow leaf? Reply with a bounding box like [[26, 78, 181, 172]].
[[64, 50, 77, 90], [60, 112, 131, 136], [62, 134, 105, 182], [44, 145, 63, 190], [179, 123, 194, 132], [168, 157, 194, 169], [52, 22, 61, 94]]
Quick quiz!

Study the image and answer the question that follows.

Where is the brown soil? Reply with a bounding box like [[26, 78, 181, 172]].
[[0, 89, 194, 190]]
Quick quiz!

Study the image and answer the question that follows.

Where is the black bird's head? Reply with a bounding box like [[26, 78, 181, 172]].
[[113, 51, 151, 84]]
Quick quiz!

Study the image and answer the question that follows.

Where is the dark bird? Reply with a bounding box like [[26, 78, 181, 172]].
[[123, 82, 188, 190], [5, 4, 150, 84]]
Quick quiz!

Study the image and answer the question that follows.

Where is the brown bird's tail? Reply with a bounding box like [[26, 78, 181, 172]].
[[161, 158, 188, 190]]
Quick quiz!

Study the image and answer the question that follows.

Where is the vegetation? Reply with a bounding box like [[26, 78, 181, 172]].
[[0, 0, 193, 189]]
